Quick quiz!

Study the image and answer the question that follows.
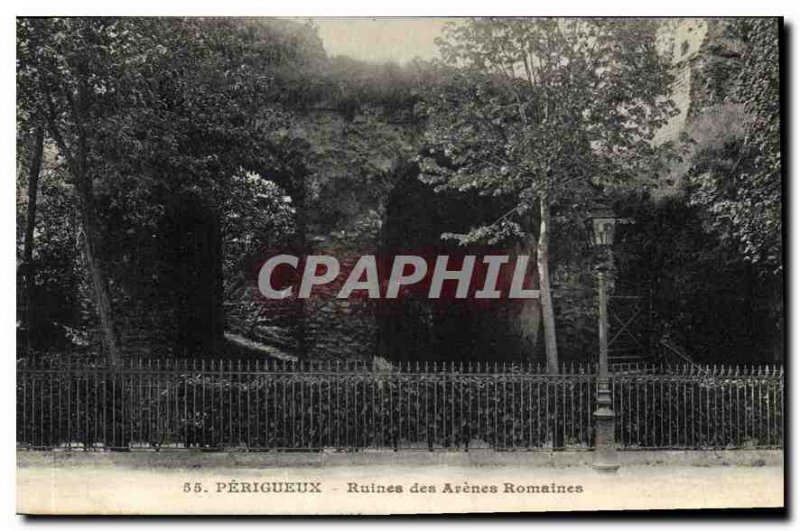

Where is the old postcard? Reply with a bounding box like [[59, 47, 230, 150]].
[[15, 16, 784, 515]]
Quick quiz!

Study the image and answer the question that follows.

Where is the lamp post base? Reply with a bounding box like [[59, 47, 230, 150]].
[[592, 462, 621, 473], [592, 404, 620, 473]]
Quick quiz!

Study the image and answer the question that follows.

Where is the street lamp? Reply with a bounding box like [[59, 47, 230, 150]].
[[587, 203, 620, 472]]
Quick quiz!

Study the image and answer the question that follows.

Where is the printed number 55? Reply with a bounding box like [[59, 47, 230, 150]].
[[183, 482, 203, 493]]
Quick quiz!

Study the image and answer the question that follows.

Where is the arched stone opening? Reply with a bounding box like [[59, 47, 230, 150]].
[[377, 162, 543, 364]]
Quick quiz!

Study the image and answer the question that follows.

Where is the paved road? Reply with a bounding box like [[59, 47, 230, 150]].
[[17, 451, 784, 514]]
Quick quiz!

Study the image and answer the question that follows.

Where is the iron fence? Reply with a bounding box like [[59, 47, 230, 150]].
[[16, 358, 783, 451]]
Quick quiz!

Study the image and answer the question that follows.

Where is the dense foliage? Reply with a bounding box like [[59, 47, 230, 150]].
[[16, 17, 782, 366], [17, 18, 323, 359], [686, 19, 782, 276]]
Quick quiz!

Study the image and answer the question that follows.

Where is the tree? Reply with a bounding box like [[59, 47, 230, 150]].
[[417, 19, 674, 371], [17, 17, 324, 361], [16, 144, 91, 356], [17, 119, 44, 353], [18, 18, 136, 363]]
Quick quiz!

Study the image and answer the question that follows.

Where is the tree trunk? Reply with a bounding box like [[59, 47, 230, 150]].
[[44, 82, 122, 366], [509, 214, 542, 363], [78, 196, 121, 366], [537, 195, 559, 373], [291, 169, 309, 359], [22, 125, 44, 354]]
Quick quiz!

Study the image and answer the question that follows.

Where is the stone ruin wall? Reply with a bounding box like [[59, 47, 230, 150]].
[[653, 18, 709, 145]]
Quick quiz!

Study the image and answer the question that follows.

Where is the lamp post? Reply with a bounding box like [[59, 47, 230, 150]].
[[587, 204, 620, 472]]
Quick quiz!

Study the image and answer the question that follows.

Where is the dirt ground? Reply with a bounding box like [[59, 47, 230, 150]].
[[17, 450, 784, 515]]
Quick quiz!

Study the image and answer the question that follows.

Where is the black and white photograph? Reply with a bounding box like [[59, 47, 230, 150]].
[[13, 13, 784, 515]]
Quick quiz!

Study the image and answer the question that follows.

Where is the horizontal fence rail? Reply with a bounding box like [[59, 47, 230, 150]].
[[17, 359, 783, 451]]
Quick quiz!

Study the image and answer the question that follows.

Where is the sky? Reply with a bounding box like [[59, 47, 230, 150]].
[[311, 18, 454, 64]]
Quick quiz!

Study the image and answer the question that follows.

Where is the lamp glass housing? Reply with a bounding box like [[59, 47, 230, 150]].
[[587, 206, 617, 247]]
